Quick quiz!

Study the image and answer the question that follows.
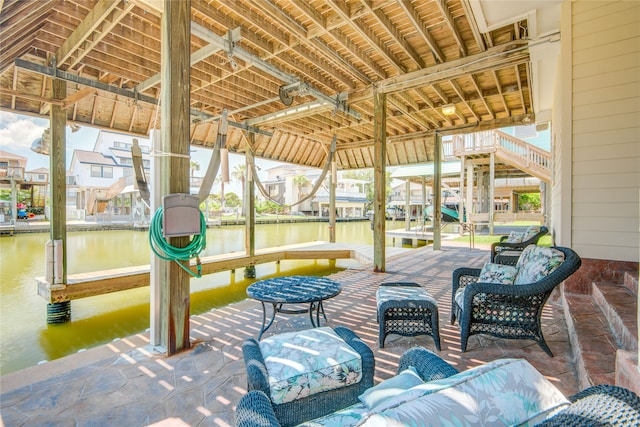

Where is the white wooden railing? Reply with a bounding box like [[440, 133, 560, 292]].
[[444, 130, 551, 182]]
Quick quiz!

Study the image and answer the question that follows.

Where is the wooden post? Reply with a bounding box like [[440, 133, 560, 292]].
[[421, 176, 426, 229], [50, 77, 67, 281], [489, 152, 495, 235], [373, 90, 386, 272], [46, 77, 70, 324], [329, 160, 336, 243], [433, 133, 442, 250], [466, 164, 473, 215], [404, 179, 411, 231], [245, 135, 256, 278], [158, 0, 191, 355], [459, 155, 465, 231]]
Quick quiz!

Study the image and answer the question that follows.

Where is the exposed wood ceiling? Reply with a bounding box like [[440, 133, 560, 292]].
[[0, 0, 549, 170]]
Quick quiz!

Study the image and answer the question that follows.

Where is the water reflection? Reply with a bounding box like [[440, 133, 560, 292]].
[[1, 221, 392, 374]]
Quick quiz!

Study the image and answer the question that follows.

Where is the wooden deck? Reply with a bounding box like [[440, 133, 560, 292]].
[[36, 242, 412, 303]]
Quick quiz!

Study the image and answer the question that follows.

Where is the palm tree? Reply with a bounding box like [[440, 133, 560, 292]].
[[232, 164, 246, 216], [293, 174, 309, 200], [190, 160, 200, 177]]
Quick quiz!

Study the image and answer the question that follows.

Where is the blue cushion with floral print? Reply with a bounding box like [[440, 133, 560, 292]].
[[259, 327, 363, 405], [514, 245, 565, 285], [478, 262, 519, 285], [358, 367, 423, 409]]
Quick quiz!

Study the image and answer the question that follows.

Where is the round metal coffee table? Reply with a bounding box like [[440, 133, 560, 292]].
[[246, 275, 341, 339]]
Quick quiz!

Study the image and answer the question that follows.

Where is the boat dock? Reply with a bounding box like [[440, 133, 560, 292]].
[[36, 242, 412, 303]]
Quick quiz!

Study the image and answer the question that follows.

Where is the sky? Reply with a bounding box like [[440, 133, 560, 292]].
[[0, 110, 551, 195], [0, 111, 284, 195]]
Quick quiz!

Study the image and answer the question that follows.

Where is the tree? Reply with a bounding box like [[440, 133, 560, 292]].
[[190, 160, 200, 177], [341, 168, 392, 209], [231, 164, 246, 215], [293, 174, 309, 202], [224, 192, 241, 208], [518, 193, 541, 211]]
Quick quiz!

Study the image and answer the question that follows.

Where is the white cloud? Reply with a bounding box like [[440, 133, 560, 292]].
[[0, 111, 48, 151]]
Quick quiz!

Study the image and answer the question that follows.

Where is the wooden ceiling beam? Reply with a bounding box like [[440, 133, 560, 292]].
[[449, 79, 477, 122], [460, 0, 486, 52], [58, 0, 135, 70], [290, 0, 384, 80], [359, 0, 425, 70], [325, 0, 406, 74], [470, 74, 494, 119], [434, 0, 467, 57], [376, 40, 529, 95], [396, 0, 444, 64]]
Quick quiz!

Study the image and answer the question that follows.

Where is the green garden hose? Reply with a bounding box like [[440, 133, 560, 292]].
[[149, 207, 207, 278]]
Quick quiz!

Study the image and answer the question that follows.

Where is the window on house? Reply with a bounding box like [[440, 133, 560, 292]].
[[38, 174, 46, 180], [91, 165, 113, 178], [123, 168, 133, 177], [143, 160, 150, 168]]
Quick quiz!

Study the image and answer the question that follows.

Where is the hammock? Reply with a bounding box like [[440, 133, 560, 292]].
[[251, 135, 336, 208]]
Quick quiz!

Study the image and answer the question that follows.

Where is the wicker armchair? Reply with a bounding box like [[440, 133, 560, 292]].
[[241, 326, 374, 427], [451, 246, 581, 356], [491, 225, 549, 265]]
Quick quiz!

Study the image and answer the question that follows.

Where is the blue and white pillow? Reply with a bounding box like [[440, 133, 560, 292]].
[[478, 262, 519, 285], [358, 367, 423, 409]]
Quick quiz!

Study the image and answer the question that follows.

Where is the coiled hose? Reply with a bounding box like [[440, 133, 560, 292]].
[[149, 207, 207, 278]]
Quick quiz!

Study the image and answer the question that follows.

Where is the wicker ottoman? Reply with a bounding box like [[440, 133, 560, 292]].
[[376, 282, 441, 350]]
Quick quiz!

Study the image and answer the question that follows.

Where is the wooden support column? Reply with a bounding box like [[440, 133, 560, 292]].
[[489, 152, 495, 235], [244, 136, 256, 278], [459, 155, 465, 230], [50, 77, 67, 281], [373, 90, 386, 272], [158, 0, 191, 355], [46, 77, 70, 324], [433, 133, 442, 250], [404, 179, 411, 231], [466, 164, 474, 214], [329, 160, 336, 243], [421, 176, 426, 229]]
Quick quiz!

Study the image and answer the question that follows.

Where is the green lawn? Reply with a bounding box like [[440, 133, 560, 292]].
[[452, 233, 552, 246]]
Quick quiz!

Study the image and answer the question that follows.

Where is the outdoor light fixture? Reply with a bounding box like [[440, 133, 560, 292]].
[[442, 104, 456, 115]]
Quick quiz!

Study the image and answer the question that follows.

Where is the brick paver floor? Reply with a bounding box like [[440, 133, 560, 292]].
[[0, 244, 579, 427]]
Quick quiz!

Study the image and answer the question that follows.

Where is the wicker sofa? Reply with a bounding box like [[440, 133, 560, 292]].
[[235, 347, 640, 426]]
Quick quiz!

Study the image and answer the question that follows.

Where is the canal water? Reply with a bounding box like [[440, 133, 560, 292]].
[[0, 220, 406, 375]]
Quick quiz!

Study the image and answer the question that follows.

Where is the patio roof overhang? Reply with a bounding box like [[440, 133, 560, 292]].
[[0, 0, 560, 170]]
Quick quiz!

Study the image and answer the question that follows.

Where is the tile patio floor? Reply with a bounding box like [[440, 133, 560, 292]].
[[1, 243, 583, 427]]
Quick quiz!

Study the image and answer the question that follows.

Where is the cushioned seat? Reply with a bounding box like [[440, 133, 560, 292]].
[[376, 282, 441, 350], [259, 327, 363, 405], [242, 326, 374, 427]]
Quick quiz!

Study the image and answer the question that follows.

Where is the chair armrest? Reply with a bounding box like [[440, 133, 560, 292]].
[[334, 326, 375, 388], [452, 267, 481, 295], [535, 385, 640, 426], [235, 390, 282, 427], [398, 347, 458, 382], [242, 338, 270, 395]]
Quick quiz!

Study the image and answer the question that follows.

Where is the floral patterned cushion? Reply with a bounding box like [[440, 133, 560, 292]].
[[514, 245, 565, 285], [505, 231, 525, 243], [478, 263, 519, 284], [524, 225, 542, 241], [358, 367, 423, 409], [260, 327, 363, 405], [358, 358, 569, 427], [376, 286, 436, 309]]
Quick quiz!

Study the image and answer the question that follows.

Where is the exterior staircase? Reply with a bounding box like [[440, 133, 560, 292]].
[[444, 130, 552, 183], [562, 270, 639, 394]]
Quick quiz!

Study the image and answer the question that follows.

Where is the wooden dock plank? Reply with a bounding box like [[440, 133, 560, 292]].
[[36, 242, 408, 303]]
